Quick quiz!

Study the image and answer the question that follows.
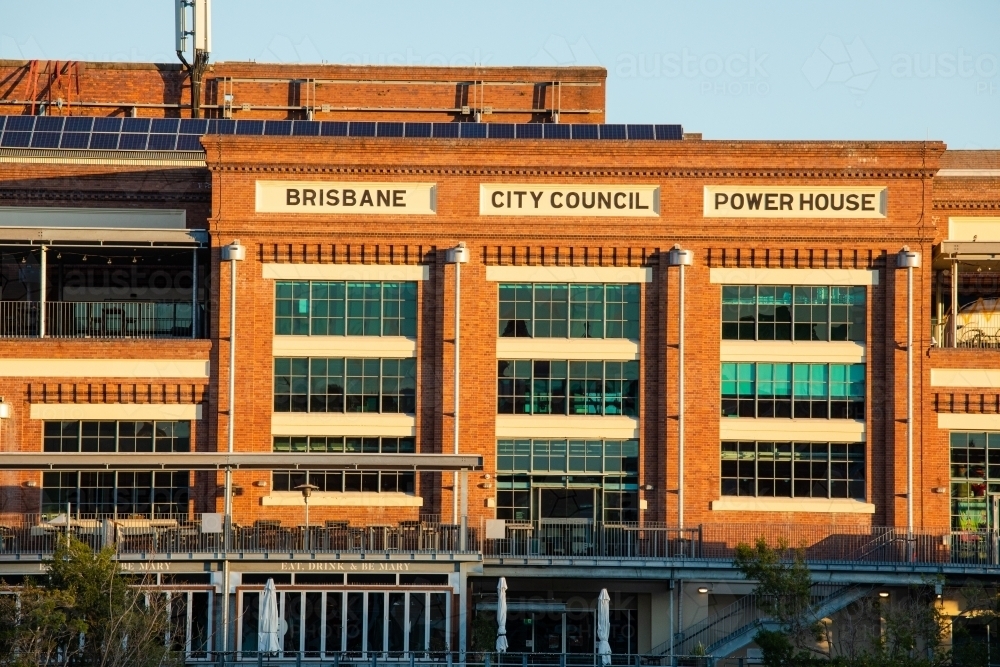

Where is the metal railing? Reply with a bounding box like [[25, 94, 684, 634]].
[[0, 515, 479, 556], [933, 319, 1000, 349], [0, 300, 205, 338], [482, 522, 700, 560], [176, 651, 716, 666]]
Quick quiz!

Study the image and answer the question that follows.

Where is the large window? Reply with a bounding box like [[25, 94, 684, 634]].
[[499, 283, 640, 339], [273, 436, 415, 453], [722, 285, 865, 342], [497, 360, 639, 416], [950, 431, 1000, 530], [496, 439, 639, 523], [274, 358, 416, 413], [275, 281, 417, 337], [44, 420, 190, 452], [272, 470, 415, 494], [721, 363, 865, 419], [720, 441, 865, 500], [42, 470, 189, 516]]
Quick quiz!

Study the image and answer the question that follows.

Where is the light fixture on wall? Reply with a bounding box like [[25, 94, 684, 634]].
[[642, 484, 654, 491], [932, 486, 947, 494], [697, 587, 710, 594], [253, 480, 267, 488], [878, 591, 890, 598], [23, 480, 37, 488]]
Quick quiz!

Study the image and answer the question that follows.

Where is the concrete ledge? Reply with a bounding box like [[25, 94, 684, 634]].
[[721, 340, 865, 363], [719, 418, 865, 443], [931, 368, 1000, 388], [30, 403, 202, 421], [496, 415, 638, 439], [0, 359, 209, 378], [710, 498, 875, 514], [262, 264, 428, 281], [271, 413, 416, 437], [496, 338, 639, 361], [261, 492, 423, 507], [486, 266, 651, 283], [938, 413, 1000, 430], [273, 336, 417, 358], [709, 268, 878, 286]]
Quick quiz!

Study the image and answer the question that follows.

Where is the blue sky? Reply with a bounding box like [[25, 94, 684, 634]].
[[2, 1, 998, 148]]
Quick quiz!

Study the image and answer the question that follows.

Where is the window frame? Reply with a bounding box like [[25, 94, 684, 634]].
[[274, 357, 416, 414], [497, 359, 639, 416], [721, 362, 865, 420], [721, 284, 866, 342], [274, 281, 418, 338], [720, 440, 865, 500], [498, 283, 641, 340]]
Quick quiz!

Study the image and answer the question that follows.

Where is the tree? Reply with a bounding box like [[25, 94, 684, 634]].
[[0, 536, 180, 667]]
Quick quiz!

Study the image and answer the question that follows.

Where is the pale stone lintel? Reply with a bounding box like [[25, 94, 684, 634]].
[[710, 498, 875, 514], [485, 266, 652, 284], [0, 359, 209, 378], [721, 340, 865, 364], [719, 418, 865, 443], [271, 413, 416, 437], [262, 264, 429, 281], [709, 268, 879, 286], [931, 369, 1000, 388], [30, 403, 202, 421], [273, 336, 417, 358], [938, 413, 1000, 431], [261, 492, 423, 507], [496, 415, 639, 439], [496, 338, 639, 361]]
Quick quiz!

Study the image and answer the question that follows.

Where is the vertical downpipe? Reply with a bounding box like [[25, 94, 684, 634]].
[[39, 246, 47, 338], [668, 246, 693, 530], [898, 248, 920, 555]]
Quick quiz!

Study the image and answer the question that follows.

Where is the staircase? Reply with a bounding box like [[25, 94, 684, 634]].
[[655, 584, 870, 657]]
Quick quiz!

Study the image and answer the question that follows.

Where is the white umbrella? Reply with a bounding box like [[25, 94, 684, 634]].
[[597, 589, 612, 666], [496, 577, 509, 653], [259, 578, 281, 655]]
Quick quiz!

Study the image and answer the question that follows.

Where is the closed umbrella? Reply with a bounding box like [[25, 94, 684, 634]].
[[496, 577, 509, 653], [597, 589, 612, 666], [259, 578, 281, 655]]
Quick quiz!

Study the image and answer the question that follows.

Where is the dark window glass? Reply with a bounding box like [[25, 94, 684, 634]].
[[275, 280, 416, 337], [721, 441, 863, 500]]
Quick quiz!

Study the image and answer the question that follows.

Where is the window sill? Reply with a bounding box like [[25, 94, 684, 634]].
[[261, 492, 423, 507], [272, 335, 417, 358], [710, 497, 874, 514]]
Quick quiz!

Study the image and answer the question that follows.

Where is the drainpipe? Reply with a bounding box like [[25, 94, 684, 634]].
[[39, 246, 47, 338], [668, 245, 693, 530], [220, 239, 245, 653], [898, 248, 920, 546], [445, 243, 468, 528]]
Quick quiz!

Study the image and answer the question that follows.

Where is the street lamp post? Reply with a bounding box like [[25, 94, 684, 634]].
[[295, 483, 319, 550]]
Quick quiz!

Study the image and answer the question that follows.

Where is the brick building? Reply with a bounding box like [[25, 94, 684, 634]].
[[0, 58, 999, 660]]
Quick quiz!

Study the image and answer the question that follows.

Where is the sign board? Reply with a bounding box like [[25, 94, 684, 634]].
[[704, 186, 887, 218], [256, 181, 437, 215], [480, 184, 660, 217]]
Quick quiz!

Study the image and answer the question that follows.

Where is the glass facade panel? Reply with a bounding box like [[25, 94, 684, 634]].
[[499, 360, 638, 416], [950, 431, 1000, 530], [721, 363, 865, 419], [274, 357, 415, 414], [722, 284, 864, 342], [721, 441, 865, 500], [275, 281, 416, 338], [499, 283, 640, 339]]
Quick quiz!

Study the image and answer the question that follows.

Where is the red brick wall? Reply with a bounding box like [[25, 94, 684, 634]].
[[0, 60, 606, 123]]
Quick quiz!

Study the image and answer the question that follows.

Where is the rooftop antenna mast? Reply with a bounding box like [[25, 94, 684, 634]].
[[175, 0, 212, 118]]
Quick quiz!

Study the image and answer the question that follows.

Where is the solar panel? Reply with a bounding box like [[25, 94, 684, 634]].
[[122, 118, 151, 133], [30, 132, 61, 148], [320, 121, 348, 136], [1, 132, 31, 147], [487, 124, 515, 139], [376, 122, 404, 137], [93, 117, 122, 133], [0, 114, 682, 155], [404, 122, 432, 138], [236, 120, 264, 135], [264, 120, 292, 136], [7, 116, 35, 132], [60, 133, 90, 149], [65, 117, 94, 132], [349, 122, 376, 137], [151, 118, 180, 134], [460, 123, 487, 138], [292, 121, 320, 136], [147, 134, 178, 150], [515, 124, 542, 139], [89, 133, 119, 150], [600, 125, 627, 140], [543, 124, 571, 139], [35, 116, 64, 132], [432, 123, 459, 138]]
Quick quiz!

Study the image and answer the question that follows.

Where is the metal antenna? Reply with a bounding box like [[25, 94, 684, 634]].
[[174, 0, 212, 118]]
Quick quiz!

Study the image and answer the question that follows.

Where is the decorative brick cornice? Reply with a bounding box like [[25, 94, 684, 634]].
[[0, 188, 210, 204], [933, 200, 1000, 210]]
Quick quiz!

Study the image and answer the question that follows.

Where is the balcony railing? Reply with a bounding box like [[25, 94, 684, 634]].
[[0, 300, 204, 339], [0, 515, 478, 556]]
